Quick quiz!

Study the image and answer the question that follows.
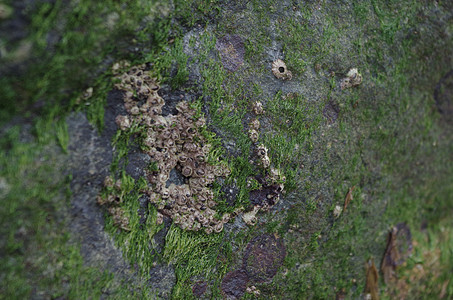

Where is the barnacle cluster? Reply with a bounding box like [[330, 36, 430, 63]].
[[340, 68, 362, 89], [242, 100, 286, 225], [106, 63, 232, 233], [96, 176, 130, 231], [272, 59, 292, 80]]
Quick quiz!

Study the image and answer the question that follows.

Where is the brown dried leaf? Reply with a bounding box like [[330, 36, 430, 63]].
[[381, 224, 412, 284], [381, 227, 398, 284], [365, 259, 380, 300], [343, 186, 355, 211]]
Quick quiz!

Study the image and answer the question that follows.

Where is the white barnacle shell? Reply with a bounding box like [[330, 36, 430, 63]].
[[272, 59, 292, 80]]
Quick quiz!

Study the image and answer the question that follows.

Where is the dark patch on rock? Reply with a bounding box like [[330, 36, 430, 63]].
[[221, 269, 249, 299], [168, 168, 186, 186], [104, 89, 128, 139], [158, 86, 186, 116], [125, 148, 150, 180], [434, 69, 453, 122], [249, 174, 282, 207], [221, 183, 239, 206], [138, 195, 149, 225], [323, 99, 340, 124], [393, 223, 413, 265], [249, 186, 278, 207], [216, 34, 245, 72], [192, 280, 207, 297], [242, 234, 286, 283]]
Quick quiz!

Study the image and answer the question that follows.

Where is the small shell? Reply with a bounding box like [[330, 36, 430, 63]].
[[272, 59, 292, 80]]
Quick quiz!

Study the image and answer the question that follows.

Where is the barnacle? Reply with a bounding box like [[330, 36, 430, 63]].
[[249, 129, 259, 142], [252, 101, 265, 115], [242, 206, 260, 226], [250, 118, 260, 130], [115, 115, 131, 131], [272, 59, 292, 80], [340, 68, 362, 90]]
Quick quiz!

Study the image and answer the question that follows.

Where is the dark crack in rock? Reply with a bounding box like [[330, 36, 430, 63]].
[[434, 69, 453, 122], [242, 234, 286, 283], [215, 34, 245, 72]]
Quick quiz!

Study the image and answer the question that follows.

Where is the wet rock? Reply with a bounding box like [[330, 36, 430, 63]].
[[66, 111, 133, 276], [242, 234, 286, 283], [215, 34, 245, 72], [221, 269, 249, 299]]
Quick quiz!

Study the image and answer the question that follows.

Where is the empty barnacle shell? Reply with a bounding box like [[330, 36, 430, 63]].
[[214, 222, 224, 233], [207, 200, 216, 208], [195, 168, 206, 177], [181, 165, 193, 177], [186, 126, 197, 136], [272, 59, 293, 80], [257, 144, 268, 157], [205, 227, 213, 234]]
